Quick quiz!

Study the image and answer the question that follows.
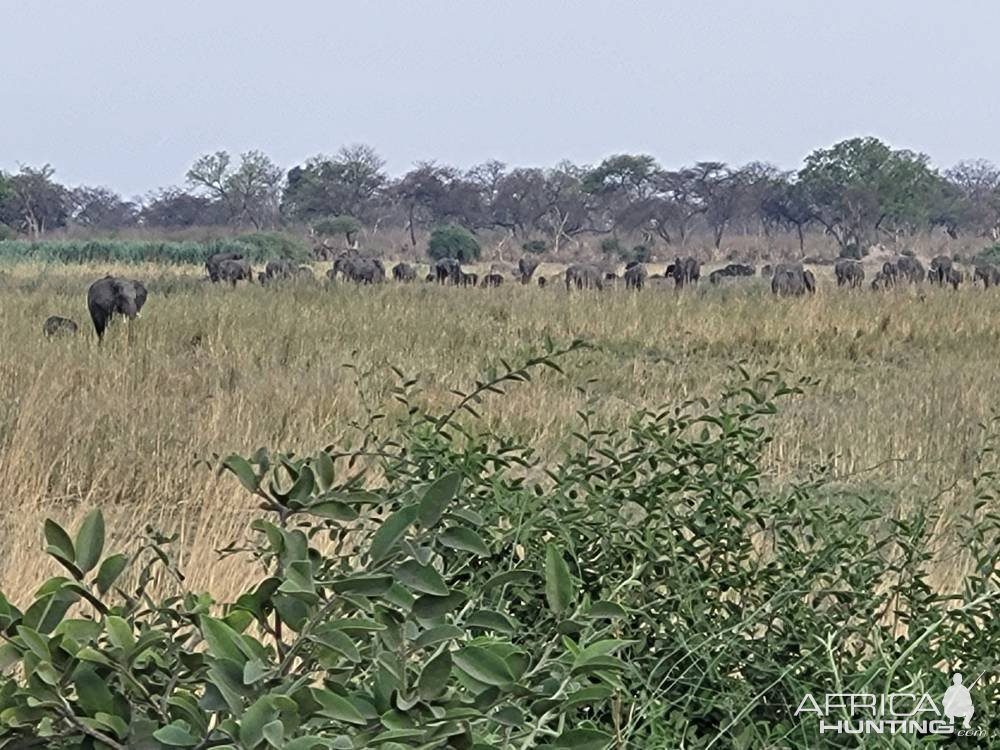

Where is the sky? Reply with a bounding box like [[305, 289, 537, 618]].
[[2, 1, 998, 197]]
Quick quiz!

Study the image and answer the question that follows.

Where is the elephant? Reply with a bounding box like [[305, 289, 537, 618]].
[[623, 262, 648, 290], [518, 256, 540, 284], [480, 273, 504, 288], [834, 259, 865, 288], [261, 258, 296, 283], [392, 262, 417, 282], [973, 264, 1000, 288], [667, 256, 701, 287], [217, 258, 254, 285], [929, 255, 953, 285], [206, 251, 244, 282], [43, 315, 78, 337], [770, 263, 816, 296], [434, 258, 462, 284], [946, 268, 965, 290], [896, 256, 926, 284], [460, 272, 478, 287], [708, 263, 755, 285], [565, 263, 603, 290], [332, 253, 385, 284], [87, 276, 148, 340]]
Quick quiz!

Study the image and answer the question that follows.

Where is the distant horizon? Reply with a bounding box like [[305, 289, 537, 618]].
[[3, 1, 1000, 195]]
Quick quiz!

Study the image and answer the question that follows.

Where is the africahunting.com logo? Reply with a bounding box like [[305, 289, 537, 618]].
[[795, 671, 986, 738]]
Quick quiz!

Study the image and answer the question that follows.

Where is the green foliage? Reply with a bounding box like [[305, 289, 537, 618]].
[[976, 242, 1000, 265], [0, 223, 16, 241], [312, 216, 362, 244], [628, 244, 651, 263], [427, 224, 481, 262], [838, 243, 865, 259], [0, 234, 308, 265], [522, 239, 547, 255], [0, 345, 998, 749]]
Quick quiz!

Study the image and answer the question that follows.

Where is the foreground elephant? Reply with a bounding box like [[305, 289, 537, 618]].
[[87, 276, 148, 340], [771, 263, 816, 296], [709, 263, 755, 285], [895, 256, 926, 284], [623, 262, 648, 290], [480, 273, 504, 288], [217, 258, 253, 285], [43, 316, 78, 337], [974, 264, 1000, 288], [261, 258, 296, 283], [565, 263, 603, 290], [518, 256, 540, 284], [666, 256, 701, 287], [332, 253, 385, 284], [834, 259, 865, 288], [392, 262, 417, 282], [434, 258, 462, 284], [206, 251, 244, 282], [460, 271, 478, 287], [929, 255, 953, 285]]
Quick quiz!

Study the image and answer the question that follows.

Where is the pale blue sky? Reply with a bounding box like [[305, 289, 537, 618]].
[[2, 1, 997, 196]]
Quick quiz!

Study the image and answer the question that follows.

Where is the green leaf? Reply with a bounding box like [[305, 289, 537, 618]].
[[370, 505, 418, 562], [574, 639, 633, 668], [552, 728, 613, 749], [312, 687, 366, 725], [438, 526, 491, 556], [395, 561, 449, 596], [262, 719, 285, 747], [311, 628, 361, 662], [331, 574, 393, 596], [412, 624, 464, 649], [418, 473, 462, 528], [412, 591, 468, 620], [154, 721, 200, 746], [307, 500, 358, 521], [54, 618, 102, 643], [454, 646, 515, 687], [201, 616, 249, 665], [585, 601, 627, 619], [74, 666, 114, 716], [223, 454, 260, 493], [313, 451, 335, 490], [240, 696, 279, 748], [16, 626, 49, 660], [105, 615, 136, 652], [544, 544, 573, 615], [482, 569, 537, 592], [418, 650, 452, 700], [44, 519, 75, 564], [75, 509, 105, 574], [465, 610, 516, 634], [95, 554, 130, 595]]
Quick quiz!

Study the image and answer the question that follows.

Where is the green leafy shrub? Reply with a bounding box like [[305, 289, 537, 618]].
[[237, 232, 309, 261], [0, 345, 997, 748], [0, 223, 16, 241], [522, 239, 547, 255], [838, 242, 865, 259], [599, 237, 621, 256], [976, 242, 1000, 265], [313, 216, 362, 246], [427, 225, 480, 262]]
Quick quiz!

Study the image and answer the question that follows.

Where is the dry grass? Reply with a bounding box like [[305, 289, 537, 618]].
[[1, 260, 998, 604]]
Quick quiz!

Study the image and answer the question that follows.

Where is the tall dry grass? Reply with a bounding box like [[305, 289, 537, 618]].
[[1, 260, 997, 603]]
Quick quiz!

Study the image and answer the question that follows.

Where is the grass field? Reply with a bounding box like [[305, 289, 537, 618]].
[[2, 260, 998, 604]]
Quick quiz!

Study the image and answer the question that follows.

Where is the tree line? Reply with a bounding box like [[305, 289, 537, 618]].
[[3, 137, 1000, 256]]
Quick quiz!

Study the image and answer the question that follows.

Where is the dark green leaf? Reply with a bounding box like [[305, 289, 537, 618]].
[[454, 646, 514, 687], [370, 505, 418, 562], [395, 561, 449, 596], [418, 473, 462, 529], [438, 526, 491, 556], [223, 455, 260, 494], [544, 544, 573, 615], [417, 650, 452, 700], [75, 509, 105, 574]]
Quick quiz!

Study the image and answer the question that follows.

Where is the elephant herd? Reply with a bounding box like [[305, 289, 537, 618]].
[[39, 248, 1000, 341]]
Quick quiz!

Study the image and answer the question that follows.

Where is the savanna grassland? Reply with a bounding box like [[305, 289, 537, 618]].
[[2, 259, 999, 608]]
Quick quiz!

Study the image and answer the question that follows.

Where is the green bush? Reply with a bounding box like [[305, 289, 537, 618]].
[[313, 216, 362, 246], [838, 243, 865, 259], [522, 239, 547, 255], [976, 242, 1000, 265], [237, 232, 309, 261], [427, 225, 481, 262], [0, 223, 16, 241], [628, 244, 651, 263], [599, 237, 621, 256], [0, 346, 997, 748]]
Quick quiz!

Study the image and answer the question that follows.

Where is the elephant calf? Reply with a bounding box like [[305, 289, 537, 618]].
[[87, 276, 148, 340], [480, 273, 504, 288], [623, 262, 648, 290], [393, 262, 417, 282], [771, 263, 816, 296], [43, 316, 78, 337], [217, 258, 254, 285], [834, 259, 865, 288]]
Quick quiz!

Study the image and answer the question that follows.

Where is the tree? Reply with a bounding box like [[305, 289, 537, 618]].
[[282, 145, 386, 223], [761, 178, 813, 252], [70, 186, 139, 229], [942, 159, 1000, 238], [0, 165, 70, 237], [140, 188, 225, 228], [427, 224, 480, 262], [798, 137, 940, 251], [313, 215, 362, 247], [186, 150, 282, 229]]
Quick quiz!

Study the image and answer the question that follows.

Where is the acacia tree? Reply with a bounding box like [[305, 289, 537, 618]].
[[70, 186, 139, 229], [943, 159, 1000, 238], [186, 150, 282, 229]]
